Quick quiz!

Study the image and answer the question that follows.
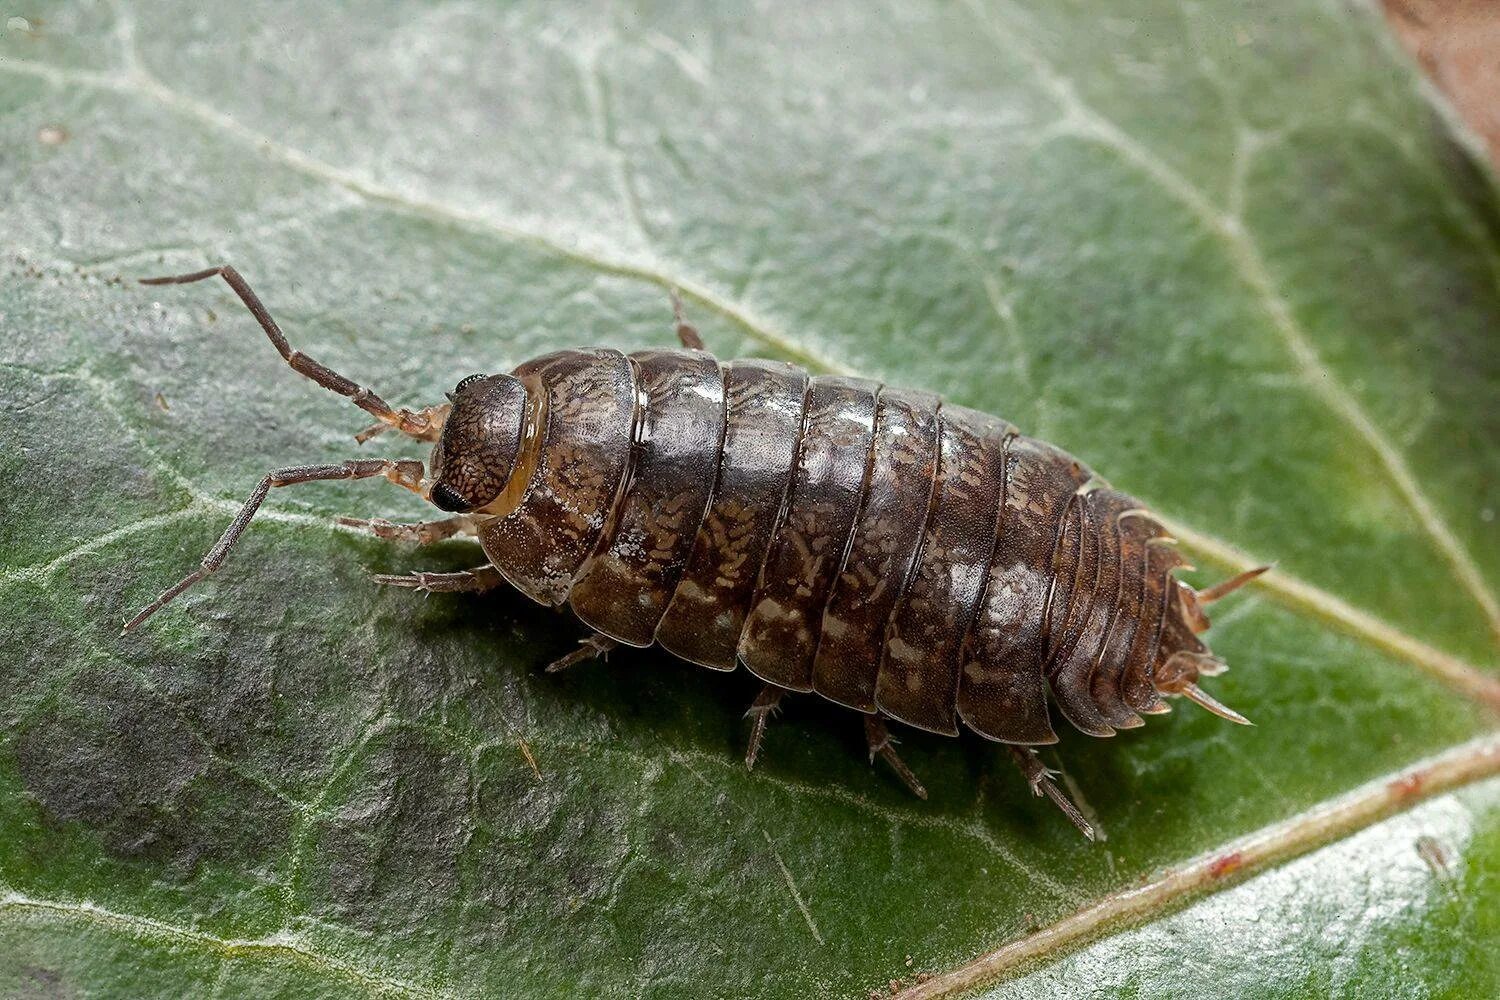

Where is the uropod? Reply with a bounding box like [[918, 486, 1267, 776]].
[[125, 265, 1268, 838]]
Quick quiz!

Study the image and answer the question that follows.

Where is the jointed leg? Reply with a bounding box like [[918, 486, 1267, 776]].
[[865, 716, 928, 800], [669, 287, 706, 351], [141, 265, 446, 442], [123, 458, 426, 633], [744, 684, 786, 770], [546, 633, 620, 674], [337, 513, 480, 545], [1006, 746, 1095, 841], [352, 402, 451, 445], [373, 565, 504, 593]]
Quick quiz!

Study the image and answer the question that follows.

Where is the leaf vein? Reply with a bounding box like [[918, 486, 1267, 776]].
[[0, 888, 456, 999]]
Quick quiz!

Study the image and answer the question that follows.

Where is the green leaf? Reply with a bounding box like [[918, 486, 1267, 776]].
[[979, 776, 1500, 999], [2, 1, 1497, 997]]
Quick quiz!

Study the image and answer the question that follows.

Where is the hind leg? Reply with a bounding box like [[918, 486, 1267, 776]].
[[546, 633, 620, 674], [744, 684, 786, 770], [1007, 746, 1095, 840], [669, 288, 707, 350], [865, 717, 928, 800]]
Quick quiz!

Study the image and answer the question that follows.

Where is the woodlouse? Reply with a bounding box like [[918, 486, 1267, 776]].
[[125, 265, 1268, 838]]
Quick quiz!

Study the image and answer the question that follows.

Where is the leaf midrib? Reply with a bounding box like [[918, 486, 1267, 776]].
[[0, 889, 448, 999], [896, 732, 1500, 998]]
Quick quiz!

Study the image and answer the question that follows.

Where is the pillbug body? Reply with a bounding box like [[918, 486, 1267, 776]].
[[127, 267, 1266, 838]]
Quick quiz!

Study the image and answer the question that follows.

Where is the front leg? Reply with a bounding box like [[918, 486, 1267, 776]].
[[338, 513, 480, 545], [373, 565, 504, 593], [123, 457, 427, 632]]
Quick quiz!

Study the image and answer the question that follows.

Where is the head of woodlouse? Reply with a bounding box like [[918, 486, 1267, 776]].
[[426, 372, 530, 513]]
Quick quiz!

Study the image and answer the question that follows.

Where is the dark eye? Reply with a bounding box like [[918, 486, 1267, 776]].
[[430, 483, 471, 512], [454, 372, 488, 394]]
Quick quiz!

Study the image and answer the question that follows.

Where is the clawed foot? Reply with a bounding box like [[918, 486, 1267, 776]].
[[547, 634, 620, 673], [372, 565, 501, 594], [353, 402, 451, 444], [744, 684, 786, 770], [865, 716, 928, 800], [1007, 746, 1095, 841]]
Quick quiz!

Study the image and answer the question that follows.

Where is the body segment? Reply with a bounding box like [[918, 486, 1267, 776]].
[[653, 360, 808, 670], [738, 375, 879, 691], [813, 386, 941, 713], [566, 349, 726, 646]]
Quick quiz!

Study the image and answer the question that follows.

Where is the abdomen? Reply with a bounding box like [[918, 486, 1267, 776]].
[[479, 348, 1181, 746]]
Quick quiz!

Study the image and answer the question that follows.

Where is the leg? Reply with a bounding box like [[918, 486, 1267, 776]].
[[373, 565, 504, 593], [668, 287, 706, 350], [141, 265, 445, 442], [337, 513, 479, 545], [545, 633, 620, 673], [744, 683, 786, 770], [865, 716, 928, 800], [1006, 746, 1095, 841], [352, 401, 451, 445], [123, 458, 426, 633]]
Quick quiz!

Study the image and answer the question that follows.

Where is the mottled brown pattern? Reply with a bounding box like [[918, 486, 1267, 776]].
[[739, 376, 880, 691], [875, 406, 1009, 735], [568, 350, 726, 646], [812, 387, 942, 712], [655, 361, 808, 670], [462, 349, 1241, 751], [479, 349, 636, 605]]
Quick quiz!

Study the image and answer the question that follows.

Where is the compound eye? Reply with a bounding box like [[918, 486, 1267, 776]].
[[453, 372, 488, 394], [430, 482, 470, 512]]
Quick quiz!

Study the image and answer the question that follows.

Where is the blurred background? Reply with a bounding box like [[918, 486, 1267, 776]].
[[1383, 0, 1500, 168]]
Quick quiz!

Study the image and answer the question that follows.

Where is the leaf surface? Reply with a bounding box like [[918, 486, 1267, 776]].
[[1, 1, 1498, 997]]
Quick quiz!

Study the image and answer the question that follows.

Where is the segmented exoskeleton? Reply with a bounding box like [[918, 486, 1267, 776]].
[[126, 267, 1267, 838]]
